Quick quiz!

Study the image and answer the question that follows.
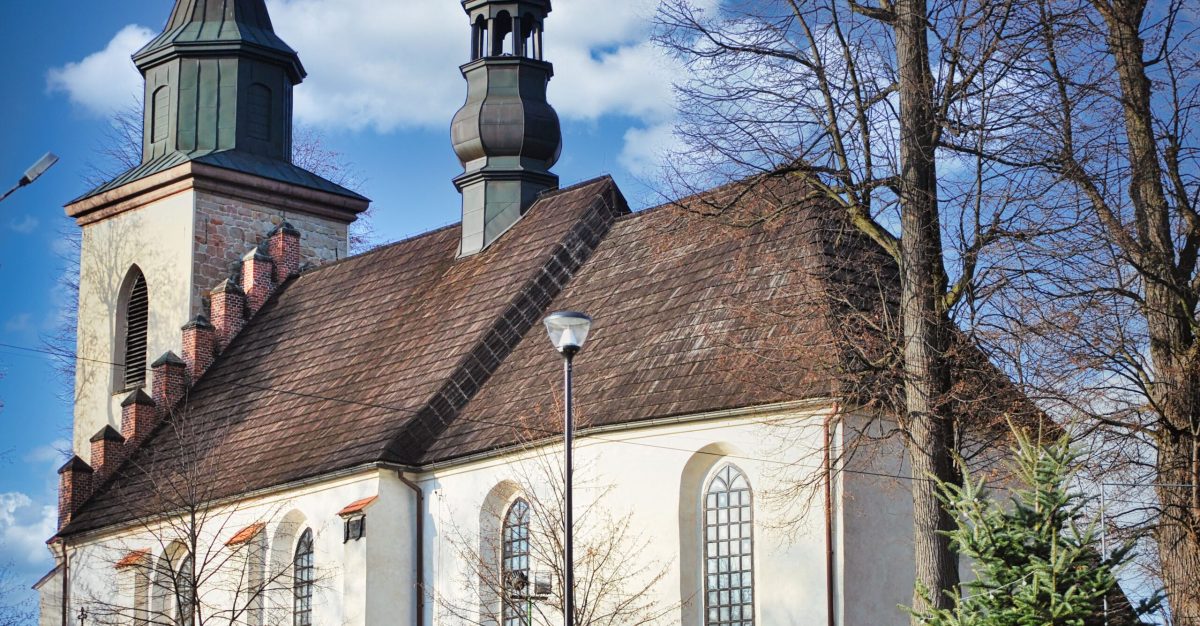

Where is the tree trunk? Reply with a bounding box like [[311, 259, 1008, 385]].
[[1098, 1, 1200, 623], [1156, 428, 1200, 626], [893, 0, 962, 617]]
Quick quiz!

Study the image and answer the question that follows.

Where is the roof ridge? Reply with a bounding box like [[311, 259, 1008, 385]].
[[382, 178, 629, 460], [291, 176, 619, 280], [290, 222, 461, 279]]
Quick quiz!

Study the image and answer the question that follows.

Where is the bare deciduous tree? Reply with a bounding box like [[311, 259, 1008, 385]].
[[74, 404, 321, 626], [0, 561, 34, 626], [982, 0, 1200, 621], [654, 0, 1043, 617], [436, 436, 673, 626]]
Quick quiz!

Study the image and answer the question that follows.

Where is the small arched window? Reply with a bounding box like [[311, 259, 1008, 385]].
[[501, 498, 530, 626], [493, 11, 514, 56], [151, 555, 173, 622], [704, 464, 754, 626], [247, 83, 272, 141], [152, 86, 170, 143], [521, 14, 537, 59], [472, 16, 488, 60], [119, 267, 150, 391], [293, 528, 314, 626]]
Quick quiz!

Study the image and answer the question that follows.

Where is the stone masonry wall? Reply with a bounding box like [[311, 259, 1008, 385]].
[[192, 189, 350, 316]]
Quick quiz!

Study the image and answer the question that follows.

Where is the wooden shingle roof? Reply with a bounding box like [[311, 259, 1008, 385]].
[[60, 173, 1030, 536]]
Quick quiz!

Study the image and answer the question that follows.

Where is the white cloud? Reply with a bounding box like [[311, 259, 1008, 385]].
[[46, 25, 153, 118], [6, 215, 38, 235], [2, 314, 33, 335], [0, 493, 56, 567], [620, 121, 682, 179], [24, 440, 69, 468], [53, 1, 705, 175], [266, 0, 687, 132]]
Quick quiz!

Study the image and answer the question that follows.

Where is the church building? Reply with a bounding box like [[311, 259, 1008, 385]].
[[36, 1, 1023, 625]]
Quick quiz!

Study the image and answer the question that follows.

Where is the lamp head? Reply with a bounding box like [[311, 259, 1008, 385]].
[[543, 311, 592, 356], [21, 153, 59, 185]]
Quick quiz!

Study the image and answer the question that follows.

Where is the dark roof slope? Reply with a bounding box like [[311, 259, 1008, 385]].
[[425, 176, 862, 462], [62, 173, 1033, 535], [64, 177, 627, 534]]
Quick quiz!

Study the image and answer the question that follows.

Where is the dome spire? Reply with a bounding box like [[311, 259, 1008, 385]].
[[451, 0, 563, 257], [130, 0, 304, 166], [134, 0, 304, 81]]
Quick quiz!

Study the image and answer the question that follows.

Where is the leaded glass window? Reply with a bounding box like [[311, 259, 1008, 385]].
[[176, 554, 194, 626], [704, 464, 754, 626], [501, 498, 530, 626], [293, 529, 314, 626]]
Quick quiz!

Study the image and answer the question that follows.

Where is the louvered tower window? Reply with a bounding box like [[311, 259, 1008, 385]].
[[122, 269, 150, 390]]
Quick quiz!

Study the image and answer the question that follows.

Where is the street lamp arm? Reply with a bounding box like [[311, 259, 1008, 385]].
[[0, 152, 59, 205]]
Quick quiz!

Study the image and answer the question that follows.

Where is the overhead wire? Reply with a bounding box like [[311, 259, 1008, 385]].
[[2, 340, 1196, 491], [0, 340, 922, 483]]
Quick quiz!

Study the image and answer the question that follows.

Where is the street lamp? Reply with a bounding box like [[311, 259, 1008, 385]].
[[542, 311, 592, 626], [0, 152, 59, 204]]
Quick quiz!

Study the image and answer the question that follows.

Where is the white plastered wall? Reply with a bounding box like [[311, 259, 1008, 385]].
[[73, 190, 196, 458], [420, 405, 856, 626], [60, 469, 413, 626], [837, 415, 917, 626], [54, 404, 922, 626]]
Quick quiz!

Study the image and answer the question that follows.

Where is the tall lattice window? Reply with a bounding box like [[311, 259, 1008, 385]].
[[120, 268, 149, 391], [501, 498, 530, 626], [176, 553, 194, 626], [293, 529, 314, 626], [704, 464, 755, 626]]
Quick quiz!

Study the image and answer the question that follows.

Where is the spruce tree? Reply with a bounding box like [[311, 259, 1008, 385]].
[[913, 430, 1155, 626]]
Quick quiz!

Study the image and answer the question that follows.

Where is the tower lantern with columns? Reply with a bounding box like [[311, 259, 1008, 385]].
[[451, 0, 563, 257]]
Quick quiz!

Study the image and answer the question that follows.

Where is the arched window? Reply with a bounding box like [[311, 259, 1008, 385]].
[[152, 86, 170, 143], [176, 553, 194, 626], [501, 498, 530, 626], [704, 464, 754, 626], [247, 83, 272, 141], [151, 555, 173, 622], [472, 16, 488, 60], [521, 14, 538, 59], [118, 267, 150, 391], [492, 11, 514, 56], [293, 528, 314, 626]]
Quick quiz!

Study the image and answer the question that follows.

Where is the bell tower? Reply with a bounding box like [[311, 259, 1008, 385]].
[[133, 0, 304, 163], [451, 0, 563, 256], [63, 0, 369, 457]]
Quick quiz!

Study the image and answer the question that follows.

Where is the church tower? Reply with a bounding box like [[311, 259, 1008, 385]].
[[451, 0, 562, 256], [63, 0, 369, 457]]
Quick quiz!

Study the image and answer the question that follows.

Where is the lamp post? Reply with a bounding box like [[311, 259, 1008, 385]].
[[542, 311, 592, 626], [0, 152, 59, 204]]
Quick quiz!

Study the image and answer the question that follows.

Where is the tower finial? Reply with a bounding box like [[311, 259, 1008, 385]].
[[451, 0, 562, 257]]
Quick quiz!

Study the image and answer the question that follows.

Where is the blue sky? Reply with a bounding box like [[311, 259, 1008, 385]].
[[0, 0, 687, 606]]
